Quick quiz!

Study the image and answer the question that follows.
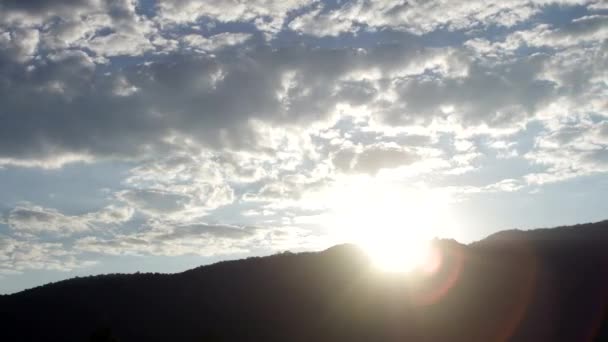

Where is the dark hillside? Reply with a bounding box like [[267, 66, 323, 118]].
[[2, 221, 608, 341]]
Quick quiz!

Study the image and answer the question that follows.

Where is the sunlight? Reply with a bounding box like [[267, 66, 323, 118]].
[[363, 235, 433, 272], [325, 176, 458, 272]]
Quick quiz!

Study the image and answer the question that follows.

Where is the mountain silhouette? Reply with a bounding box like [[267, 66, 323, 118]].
[[2, 220, 608, 341]]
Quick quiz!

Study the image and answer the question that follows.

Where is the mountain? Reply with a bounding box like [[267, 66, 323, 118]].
[[2, 220, 608, 341]]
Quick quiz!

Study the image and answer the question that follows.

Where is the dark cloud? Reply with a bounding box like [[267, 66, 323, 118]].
[[380, 55, 556, 127], [117, 189, 191, 214], [6, 205, 89, 234], [73, 221, 268, 257], [3, 203, 133, 236], [0, 42, 425, 163], [156, 223, 258, 241], [0, 0, 98, 15], [333, 145, 419, 175]]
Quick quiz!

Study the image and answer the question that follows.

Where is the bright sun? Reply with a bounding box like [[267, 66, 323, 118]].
[[360, 234, 432, 272], [326, 176, 457, 272]]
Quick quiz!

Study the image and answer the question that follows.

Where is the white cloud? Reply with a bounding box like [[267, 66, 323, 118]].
[[287, 0, 594, 36], [515, 15, 608, 49], [74, 220, 325, 257], [86, 205, 135, 225], [7, 205, 91, 236], [157, 0, 313, 34], [4, 203, 133, 237], [119, 146, 236, 219], [0, 235, 95, 274], [0, 153, 95, 169], [117, 185, 234, 220], [86, 31, 155, 57], [288, 6, 355, 37], [181, 32, 252, 52], [118, 189, 192, 215], [525, 117, 608, 184], [484, 178, 525, 192], [0, 0, 159, 60]]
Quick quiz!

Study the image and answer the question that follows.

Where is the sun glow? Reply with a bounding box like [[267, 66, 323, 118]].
[[326, 176, 458, 272], [362, 234, 433, 272]]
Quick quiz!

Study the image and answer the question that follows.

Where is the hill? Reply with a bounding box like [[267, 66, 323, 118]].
[[1, 221, 608, 341]]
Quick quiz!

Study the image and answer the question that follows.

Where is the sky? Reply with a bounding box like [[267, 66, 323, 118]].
[[0, 0, 607, 294]]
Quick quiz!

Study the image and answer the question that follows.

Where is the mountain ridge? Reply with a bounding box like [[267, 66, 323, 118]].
[[2, 220, 608, 341]]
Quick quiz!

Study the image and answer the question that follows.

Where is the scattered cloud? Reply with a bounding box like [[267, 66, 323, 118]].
[[0, 0, 606, 277], [0, 235, 96, 274], [181, 32, 252, 52], [5, 203, 133, 237], [332, 144, 420, 175]]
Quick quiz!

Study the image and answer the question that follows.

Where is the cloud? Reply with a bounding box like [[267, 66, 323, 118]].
[[74, 220, 321, 257], [156, 0, 313, 34], [525, 117, 608, 184], [0, 28, 39, 62], [0, 41, 549, 166], [332, 144, 419, 175], [154, 223, 259, 241], [87, 205, 135, 225], [116, 185, 234, 220], [0, 0, 607, 276], [483, 179, 525, 192], [515, 15, 608, 49], [0, 0, 158, 59], [181, 32, 252, 52], [243, 176, 330, 204], [0, 2, 604, 186], [0, 0, 102, 26], [518, 32, 607, 184], [4, 203, 133, 237], [117, 189, 192, 215], [0, 153, 95, 169], [0, 234, 96, 274], [118, 147, 236, 219], [465, 14, 608, 59], [5, 3, 601, 171], [286, 0, 585, 36], [7, 205, 91, 235], [377, 53, 556, 128], [288, 6, 355, 37]]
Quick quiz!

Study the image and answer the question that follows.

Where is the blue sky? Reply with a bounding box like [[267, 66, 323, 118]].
[[0, 0, 607, 294]]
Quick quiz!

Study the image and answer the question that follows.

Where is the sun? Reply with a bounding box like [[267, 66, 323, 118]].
[[325, 176, 457, 273], [348, 202, 434, 273], [360, 234, 432, 272]]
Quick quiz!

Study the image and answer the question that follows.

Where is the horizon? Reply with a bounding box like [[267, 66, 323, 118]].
[[1, 0, 608, 294], [2, 218, 606, 295]]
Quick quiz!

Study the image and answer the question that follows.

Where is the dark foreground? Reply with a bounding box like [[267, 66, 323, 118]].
[[2, 221, 608, 341]]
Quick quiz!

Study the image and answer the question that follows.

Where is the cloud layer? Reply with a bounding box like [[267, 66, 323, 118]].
[[0, 0, 606, 276]]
